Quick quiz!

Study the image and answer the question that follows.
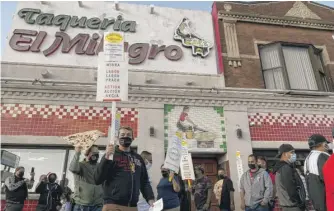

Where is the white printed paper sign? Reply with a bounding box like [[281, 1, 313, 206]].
[[96, 55, 128, 102], [164, 136, 182, 173], [180, 153, 195, 180], [104, 32, 124, 62], [149, 199, 163, 211]]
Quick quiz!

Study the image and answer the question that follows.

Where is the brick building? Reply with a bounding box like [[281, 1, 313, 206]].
[[1, 2, 224, 211], [214, 1, 334, 210]]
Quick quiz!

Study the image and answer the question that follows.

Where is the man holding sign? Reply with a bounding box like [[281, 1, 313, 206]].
[[94, 126, 155, 211], [69, 145, 103, 211]]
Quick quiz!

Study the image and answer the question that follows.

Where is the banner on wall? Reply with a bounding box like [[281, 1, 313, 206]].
[[236, 151, 244, 192], [164, 136, 182, 173]]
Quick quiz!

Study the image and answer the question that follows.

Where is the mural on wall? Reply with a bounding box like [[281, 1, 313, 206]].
[[174, 18, 213, 58], [164, 105, 226, 152]]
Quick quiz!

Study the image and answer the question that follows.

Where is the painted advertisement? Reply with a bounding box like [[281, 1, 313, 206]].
[[164, 105, 227, 153]]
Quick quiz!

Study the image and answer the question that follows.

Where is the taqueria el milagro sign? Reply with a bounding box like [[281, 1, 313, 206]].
[[9, 8, 213, 65]]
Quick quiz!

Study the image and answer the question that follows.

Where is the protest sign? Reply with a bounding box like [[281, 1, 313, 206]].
[[164, 136, 182, 173], [96, 31, 128, 160]]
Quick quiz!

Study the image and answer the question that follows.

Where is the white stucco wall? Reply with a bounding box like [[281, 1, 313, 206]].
[[3, 1, 219, 74]]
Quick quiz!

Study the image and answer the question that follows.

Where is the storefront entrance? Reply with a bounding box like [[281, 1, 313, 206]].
[[192, 158, 219, 211]]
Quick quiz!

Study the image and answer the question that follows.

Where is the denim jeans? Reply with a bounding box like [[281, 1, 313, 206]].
[[245, 206, 269, 211], [73, 204, 103, 211]]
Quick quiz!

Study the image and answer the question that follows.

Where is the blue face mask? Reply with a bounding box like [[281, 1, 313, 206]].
[[288, 153, 297, 163]]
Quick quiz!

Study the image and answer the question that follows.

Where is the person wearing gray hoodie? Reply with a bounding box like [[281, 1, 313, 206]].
[[240, 154, 273, 211]]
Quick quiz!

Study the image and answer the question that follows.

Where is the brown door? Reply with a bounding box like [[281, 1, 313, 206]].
[[192, 158, 219, 211]]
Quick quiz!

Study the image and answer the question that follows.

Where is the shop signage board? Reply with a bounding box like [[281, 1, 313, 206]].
[[4, 2, 218, 74]]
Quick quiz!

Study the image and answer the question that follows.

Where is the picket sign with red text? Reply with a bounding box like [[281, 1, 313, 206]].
[[96, 32, 128, 160]]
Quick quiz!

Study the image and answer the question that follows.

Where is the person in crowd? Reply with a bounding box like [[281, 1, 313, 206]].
[[69, 145, 103, 211], [157, 165, 181, 211], [35, 173, 63, 211], [4, 166, 35, 211], [59, 178, 73, 211], [257, 156, 276, 210], [240, 154, 273, 211], [273, 144, 306, 211], [213, 168, 235, 211], [137, 151, 153, 211], [94, 126, 155, 211], [191, 165, 212, 211], [304, 134, 331, 211]]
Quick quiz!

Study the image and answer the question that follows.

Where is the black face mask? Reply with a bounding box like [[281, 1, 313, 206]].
[[248, 164, 256, 169], [218, 175, 225, 180], [161, 171, 169, 178], [119, 137, 132, 147], [89, 154, 99, 163], [49, 176, 56, 183], [17, 172, 24, 178]]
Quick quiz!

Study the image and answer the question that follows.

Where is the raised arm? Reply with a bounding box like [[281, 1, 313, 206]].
[[69, 147, 82, 175], [171, 173, 180, 193]]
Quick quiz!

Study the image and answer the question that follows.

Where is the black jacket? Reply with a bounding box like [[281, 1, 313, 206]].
[[94, 146, 155, 207], [273, 161, 306, 208], [36, 182, 63, 211]]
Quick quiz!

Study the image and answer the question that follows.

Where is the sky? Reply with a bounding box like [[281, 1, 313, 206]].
[[1, 1, 334, 56]]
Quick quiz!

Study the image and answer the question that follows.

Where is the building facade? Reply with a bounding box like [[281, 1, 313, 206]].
[[214, 1, 334, 210]]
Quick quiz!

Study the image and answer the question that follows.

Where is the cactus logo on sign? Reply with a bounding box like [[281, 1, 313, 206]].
[[174, 18, 213, 58]]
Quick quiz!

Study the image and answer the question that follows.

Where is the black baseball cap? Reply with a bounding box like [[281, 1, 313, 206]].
[[308, 134, 330, 148], [276, 144, 295, 158]]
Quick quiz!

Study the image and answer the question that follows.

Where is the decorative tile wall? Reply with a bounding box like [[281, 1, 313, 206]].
[[1, 104, 138, 137], [164, 105, 227, 152], [248, 112, 334, 141], [0, 200, 37, 211]]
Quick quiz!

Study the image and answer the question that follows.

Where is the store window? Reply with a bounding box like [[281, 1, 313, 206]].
[[1, 148, 66, 191], [259, 43, 332, 92]]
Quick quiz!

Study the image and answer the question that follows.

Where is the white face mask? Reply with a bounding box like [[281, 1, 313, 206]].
[[326, 142, 334, 151], [145, 159, 152, 170]]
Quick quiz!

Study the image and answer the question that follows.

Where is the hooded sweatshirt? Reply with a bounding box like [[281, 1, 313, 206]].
[[94, 146, 155, 207], [273, 161, 306, 208], [239, 168, 273, 208]]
